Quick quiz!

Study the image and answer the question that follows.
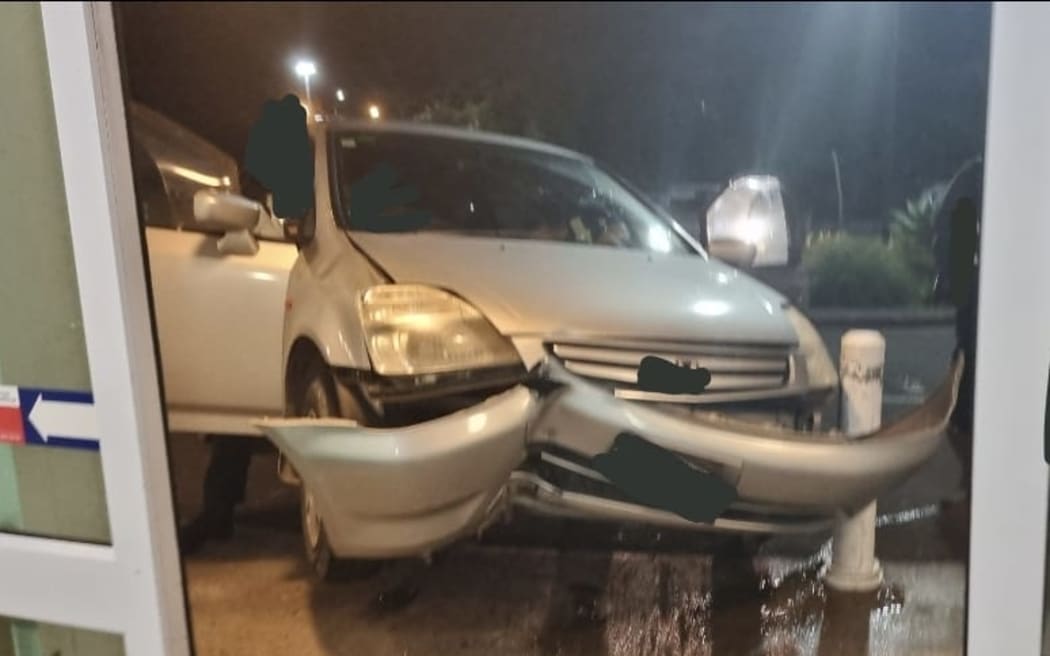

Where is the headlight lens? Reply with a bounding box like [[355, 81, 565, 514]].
[[359, 284, 521, 376], [784, 306, 838, 389]]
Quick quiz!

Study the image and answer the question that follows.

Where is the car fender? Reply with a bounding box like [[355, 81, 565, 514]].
[[282, 241, 385, 374]]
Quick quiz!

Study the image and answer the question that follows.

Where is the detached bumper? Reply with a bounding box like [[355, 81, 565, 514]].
[[260, 357, 962, 557], [531, 356, 962, 513], [262, 387, 536, 557]]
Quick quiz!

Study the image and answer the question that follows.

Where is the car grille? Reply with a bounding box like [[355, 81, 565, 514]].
[[549, 340, 792, 403]]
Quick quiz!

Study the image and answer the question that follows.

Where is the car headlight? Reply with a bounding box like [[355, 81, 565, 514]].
[[784, 306, 838, 389], [359, 284, 521, 376]]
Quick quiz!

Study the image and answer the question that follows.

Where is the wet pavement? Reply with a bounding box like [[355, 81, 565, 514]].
[[171, 435, 969, 656]]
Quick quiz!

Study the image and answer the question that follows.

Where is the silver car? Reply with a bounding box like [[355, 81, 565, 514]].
[[195, 120, 960, 581]]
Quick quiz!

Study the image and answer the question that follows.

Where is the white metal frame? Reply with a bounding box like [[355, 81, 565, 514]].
[[0, 3, 188, 654], [968, 3, 1050, 653]]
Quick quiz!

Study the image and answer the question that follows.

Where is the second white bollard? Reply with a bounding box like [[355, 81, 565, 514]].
[[825, 329, 885, 592]]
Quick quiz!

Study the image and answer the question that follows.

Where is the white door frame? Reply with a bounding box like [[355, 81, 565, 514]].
[[967, 3, 1050, 653], [0, 3, 188, 654]]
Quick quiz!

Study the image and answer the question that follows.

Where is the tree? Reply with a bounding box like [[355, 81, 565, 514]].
[[410, 80, 544, 139], [888, 182, 949, 303]]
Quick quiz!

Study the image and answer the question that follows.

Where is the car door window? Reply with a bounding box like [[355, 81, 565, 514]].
[[129, 102, 299, 243], [130, 138, 175, 228]]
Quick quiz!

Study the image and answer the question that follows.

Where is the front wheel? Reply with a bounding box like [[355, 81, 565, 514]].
[[300, 483, 377, 581], [291, 358, 379, 582]]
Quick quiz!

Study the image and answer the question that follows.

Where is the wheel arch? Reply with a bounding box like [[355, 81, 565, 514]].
[[285, 336, 327, 413]]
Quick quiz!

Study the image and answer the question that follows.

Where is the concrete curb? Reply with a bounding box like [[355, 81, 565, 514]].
[[808, 307, 955, 327]]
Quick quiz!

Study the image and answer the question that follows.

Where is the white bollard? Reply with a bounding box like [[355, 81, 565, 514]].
[[825, 329, 885, 592]]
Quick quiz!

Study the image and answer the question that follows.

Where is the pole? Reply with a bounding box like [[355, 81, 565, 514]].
[[304, 76, 312, 107], [832, 149, 844, 230], [825, 329, 885, 592]]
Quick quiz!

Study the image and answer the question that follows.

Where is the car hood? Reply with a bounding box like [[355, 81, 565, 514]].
[[350, 232, 797, 345]]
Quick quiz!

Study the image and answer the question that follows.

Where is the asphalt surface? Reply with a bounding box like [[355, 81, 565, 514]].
[[171, 430, 969, 656]]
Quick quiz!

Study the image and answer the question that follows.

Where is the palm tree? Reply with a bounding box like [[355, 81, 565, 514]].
[[888, 181, 949, 302]]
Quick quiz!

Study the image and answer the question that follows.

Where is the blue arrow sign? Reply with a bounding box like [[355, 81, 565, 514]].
[[17, 388, 98, 451]]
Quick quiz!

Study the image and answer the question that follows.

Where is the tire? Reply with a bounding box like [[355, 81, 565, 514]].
[[290, 356, 380, 582]]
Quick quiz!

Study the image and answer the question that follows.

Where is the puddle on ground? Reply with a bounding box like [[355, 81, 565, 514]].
[[602, 550, 913, 655], [537, 550, 615, 655], [359, 505, 943, 653], [751, 560, 907, 656], [875, 504, 940, 528]]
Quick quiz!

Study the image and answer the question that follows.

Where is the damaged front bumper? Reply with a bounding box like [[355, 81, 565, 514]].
[[260, 356, 962, 559]]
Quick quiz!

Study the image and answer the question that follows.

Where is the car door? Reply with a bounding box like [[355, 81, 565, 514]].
[[130, 109, 298, 436]]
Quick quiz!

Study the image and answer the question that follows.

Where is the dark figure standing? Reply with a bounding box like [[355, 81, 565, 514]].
[[931, 157, 982, 497], [179, 436, 255, 553]]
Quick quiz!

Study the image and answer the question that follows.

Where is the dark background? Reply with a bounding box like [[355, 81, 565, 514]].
[[115, 2, 990, 230]]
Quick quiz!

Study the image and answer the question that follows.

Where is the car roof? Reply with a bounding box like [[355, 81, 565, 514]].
[[128, 102, 240, 192], [324, 118, 591, 163]]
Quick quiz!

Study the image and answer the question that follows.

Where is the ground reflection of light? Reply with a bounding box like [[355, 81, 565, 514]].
[[692, 299, 731, 317]]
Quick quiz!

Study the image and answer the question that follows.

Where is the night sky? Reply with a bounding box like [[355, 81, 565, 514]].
[[115, 2, 991, 225]]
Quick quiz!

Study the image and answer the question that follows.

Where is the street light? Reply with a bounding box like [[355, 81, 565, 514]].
[[294, 59, 317, 105], [368, 103, 381, 120]]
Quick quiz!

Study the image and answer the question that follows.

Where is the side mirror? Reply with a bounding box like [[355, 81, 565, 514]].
[[193, 189, 264, 256], [194, 189, 262, 231], [705, 175, 789, 268], [707, 238, 757, 268]]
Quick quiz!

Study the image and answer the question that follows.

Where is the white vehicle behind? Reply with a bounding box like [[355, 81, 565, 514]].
[[129, 103, 296, 436]]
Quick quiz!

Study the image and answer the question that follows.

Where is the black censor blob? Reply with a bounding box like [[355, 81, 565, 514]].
[[244, 94, 314, 219], [592, 432, 737, 523], [347, 162, 433, 233], [637, 355, 712, 395]]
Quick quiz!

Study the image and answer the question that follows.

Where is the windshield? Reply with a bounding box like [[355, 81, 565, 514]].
[[334, 131, 692, 254]]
